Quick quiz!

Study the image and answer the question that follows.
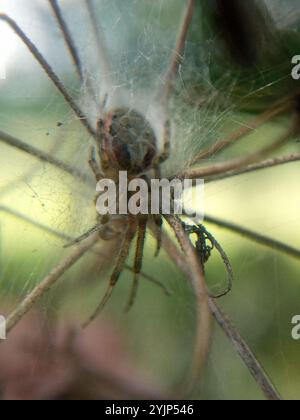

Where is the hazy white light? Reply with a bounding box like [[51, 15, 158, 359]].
[[0, 0, 51, 82], [0, 7, 19, 79]]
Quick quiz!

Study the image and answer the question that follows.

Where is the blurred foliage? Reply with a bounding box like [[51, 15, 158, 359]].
[[188, 0, 300, 111]]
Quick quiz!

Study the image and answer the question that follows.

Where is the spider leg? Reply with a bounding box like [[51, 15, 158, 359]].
[[0, 129, 91, 185], [0, 14, 95, 138], [96, 118, 110, 172], [155, 120, 171, 167], [63, 224, 101, 248], [125, 218, 147, 312], [84, 0, 112, 80], [48, 0, 83, 80], [83, 220, 136, 328], [160, 0, 196, 105]]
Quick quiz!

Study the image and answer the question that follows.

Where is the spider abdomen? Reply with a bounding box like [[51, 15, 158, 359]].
[[104, 108, 157, 175]]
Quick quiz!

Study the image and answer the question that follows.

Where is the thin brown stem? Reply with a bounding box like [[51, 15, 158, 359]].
[[48, 0, 83, 79], [192, 95, 294, 164], [205, 152, 300, 183], [165, 216, 212, 397], [0, 129, 92, 185], [160, 0, 195, 106], [208, 299, 282, 401], [161, 228, 282, 400], [0, 14, 96, 138], [205, 215, 300, 260], [185, 126, 296, 179], [6, 235, 99, 334]]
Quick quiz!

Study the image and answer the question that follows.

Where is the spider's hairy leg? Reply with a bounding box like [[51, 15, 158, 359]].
[[191, 96, 294, 164], [184, 124, 297, 180], [161, 0, 196, 105], [83, 219, 136, 328], [84, 0, 112, 80], [0, 129, 91, 185], [125, 218, 147, 312], [0, 14, 95, 138], [48, 0, 83, 80]]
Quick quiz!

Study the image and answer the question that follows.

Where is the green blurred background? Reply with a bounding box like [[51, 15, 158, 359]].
[[0, 0, 300, 400]]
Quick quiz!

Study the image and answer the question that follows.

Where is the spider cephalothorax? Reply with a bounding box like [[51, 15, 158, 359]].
[[102, 108, 157, 176]]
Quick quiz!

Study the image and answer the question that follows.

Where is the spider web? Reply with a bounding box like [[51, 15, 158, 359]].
[[0, 0, 300, 400]]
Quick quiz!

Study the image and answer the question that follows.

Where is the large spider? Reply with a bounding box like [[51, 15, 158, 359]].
[[1, 0, 300, 399]]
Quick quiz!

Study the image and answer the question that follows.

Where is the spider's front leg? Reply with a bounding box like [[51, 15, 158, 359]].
[[125, 217, 148, 312], [88, 146, 104, 181]]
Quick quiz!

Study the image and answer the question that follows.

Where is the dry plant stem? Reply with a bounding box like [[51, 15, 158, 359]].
[[0, 206, 170, 295], [205, 215, 300, 260], [205, 152, 300, 183], [192, 97, 293, 163], [161, 231, 282, 401], [185, 126, 295, 179], [160, 0, 195, 106], [0, 14, 96, 138], [0, 130, 92, 185], [165, 216, 212, 397], [5, 235, 99, 335], [48, 0, 83, 79]]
